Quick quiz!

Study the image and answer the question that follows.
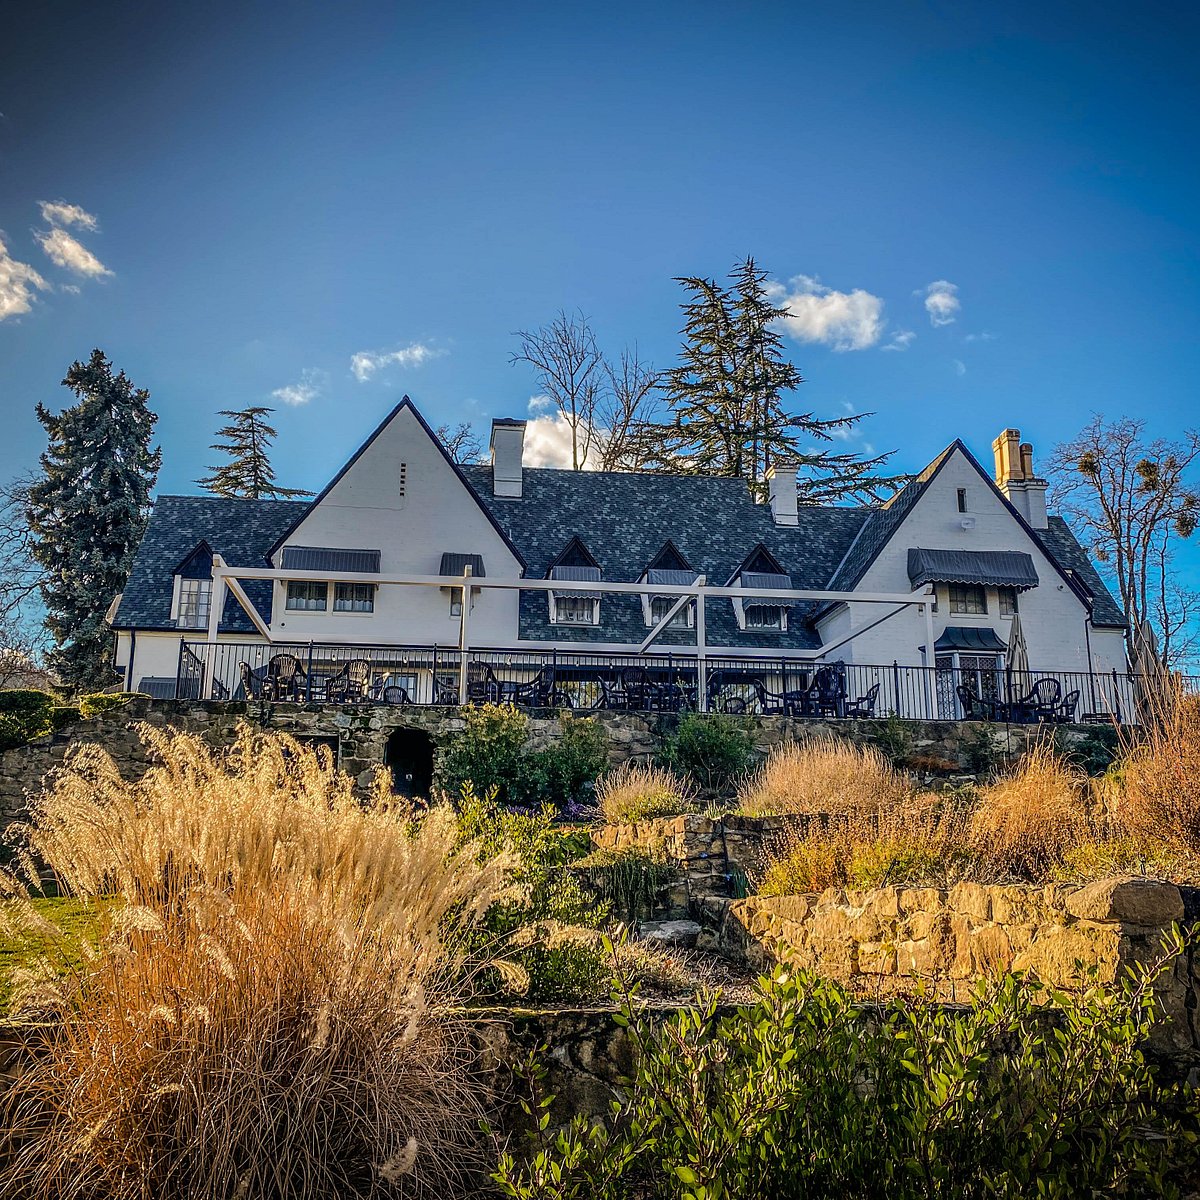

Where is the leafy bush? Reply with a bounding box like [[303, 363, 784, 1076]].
[[660, 714, 754, 793], [738, 735, 912, 817], [756, 833, 842, 896], [0, 725, 512, 1200], [436, 704, 607, 808], [970, 743, 1091, 876], [874, 713, 916, 766], [454, 783, 608, 1000], [0, 689, 57, 752], [596, 761, 697, 824], [77, 691, 148, 719], [496, 948, 1196, 1200]]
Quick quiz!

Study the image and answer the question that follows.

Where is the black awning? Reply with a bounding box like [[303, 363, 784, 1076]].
[[439, 552, 486, 578], [280, 546, 381, 574], [549, 564, 601, 599], [934, 625, 1009, 653], [908, 548, 1038, 591]]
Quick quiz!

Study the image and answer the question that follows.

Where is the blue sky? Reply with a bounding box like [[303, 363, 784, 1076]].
[[1, 1, 1197, 543]]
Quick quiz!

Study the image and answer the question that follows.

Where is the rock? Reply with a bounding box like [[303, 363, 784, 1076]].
[[638, 919, 702, 949], [1064, 877, 1184, 926]]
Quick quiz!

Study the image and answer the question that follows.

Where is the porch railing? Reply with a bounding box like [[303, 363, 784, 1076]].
[[172, 640, 1198, 723]]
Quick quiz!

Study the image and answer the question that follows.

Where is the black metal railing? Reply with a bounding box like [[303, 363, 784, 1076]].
[[173, 639, 1199, 724]]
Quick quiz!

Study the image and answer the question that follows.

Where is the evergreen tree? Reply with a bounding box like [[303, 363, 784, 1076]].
[[197, 407, 312, 499], [657, 258, 907, 504], [26, 350, 161, 689]]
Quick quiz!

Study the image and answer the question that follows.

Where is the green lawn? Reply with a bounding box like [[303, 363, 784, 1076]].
[[0, 896, 108, 1015]]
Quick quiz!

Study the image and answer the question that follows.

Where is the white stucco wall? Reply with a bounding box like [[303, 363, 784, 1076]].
[[820, 449, 1125, 675], [270, 404, 523, 648]]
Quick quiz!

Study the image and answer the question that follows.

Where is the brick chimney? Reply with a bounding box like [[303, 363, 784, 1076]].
[[992, 428, 1048, 529], [765, 459, 800, 525], [490, 418, 526, 498]]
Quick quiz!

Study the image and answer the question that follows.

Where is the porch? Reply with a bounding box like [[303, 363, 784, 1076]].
[[168, 639, 1182, 725]]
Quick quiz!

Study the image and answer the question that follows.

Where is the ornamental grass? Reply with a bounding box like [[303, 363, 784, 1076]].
[[0, 724, 522, 1200], [595, 761, 698, 825]]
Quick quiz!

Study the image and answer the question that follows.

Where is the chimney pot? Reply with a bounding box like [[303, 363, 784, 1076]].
[[490, 419, 526, 498], [992, 428, 1048, 529], [765, 460, 801, 525]]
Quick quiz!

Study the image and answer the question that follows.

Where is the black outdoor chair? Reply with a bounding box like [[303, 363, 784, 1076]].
[[706, 671, 751, 713], [748, 676, 787, 715], [792, 665, 845, 718], [326, 659, 372, 703], [1011, 677, 1062, 723], [843, 683, 880, 719], [264, 653, 304, 701], [956, 683, 998, 721], [238, 660, 262, 701], [466, 663, 506, 704], [381, 685, 411, 706], [511, 666, 574, 709], [620, 666, 660, 711], [1053, 689, 1080, 724]]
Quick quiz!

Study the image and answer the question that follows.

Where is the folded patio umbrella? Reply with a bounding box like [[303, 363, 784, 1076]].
[[1132, 618, 1170, 728], [1005, 612, 1030, 702]]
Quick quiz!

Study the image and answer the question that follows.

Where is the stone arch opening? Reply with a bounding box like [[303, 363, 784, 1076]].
[[384, 727, 435, 801]]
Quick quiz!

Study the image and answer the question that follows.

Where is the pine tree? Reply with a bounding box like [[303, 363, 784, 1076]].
[[26, 350, 162, 690], [197, 407, 312, 499], [657, 258, 908, 504]]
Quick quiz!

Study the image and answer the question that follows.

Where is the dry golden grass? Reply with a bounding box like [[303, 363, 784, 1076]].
[[970, 742, 1092, 877], [596, 761, 698, 825], [0, 724, 522, 1200], [737, 735, 912, 818], [1119, 682, 1200, 852]]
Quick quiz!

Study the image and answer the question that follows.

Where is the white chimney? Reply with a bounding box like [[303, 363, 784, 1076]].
[[765, 459, 800, 525], [992, 428, 1048, 529], [490, 418, 526, 498]]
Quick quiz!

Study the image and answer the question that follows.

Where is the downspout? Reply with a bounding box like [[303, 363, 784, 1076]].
[[125, 629, 137, 692]]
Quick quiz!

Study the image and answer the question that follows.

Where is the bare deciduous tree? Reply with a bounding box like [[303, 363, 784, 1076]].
[[510, 310, 604, 470], [1048, 416, 1200, 666], [435, 422, 484, 464], [597, 346, 661, 471], [0, 474, 53, 686]]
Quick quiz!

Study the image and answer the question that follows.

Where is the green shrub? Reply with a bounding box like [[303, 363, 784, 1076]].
[[875, 713, 915, 767], [846, 835, 970, 889], [1053, 723, 1120, 776], [496, 943, 1196, 1199], [454, 784, 608, 1000], [0, 690, 56, 752], [436, 705, 607, 808], [77, 691, 147, 719], [660, 714, 754, 793]]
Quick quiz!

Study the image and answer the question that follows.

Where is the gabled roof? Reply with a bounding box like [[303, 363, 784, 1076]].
[[265, 396, 527, 571]]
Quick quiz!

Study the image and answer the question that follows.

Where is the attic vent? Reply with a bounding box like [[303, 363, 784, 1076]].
[[399, 462, 408, 498]]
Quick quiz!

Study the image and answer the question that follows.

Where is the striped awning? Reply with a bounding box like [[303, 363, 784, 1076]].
[[934, 626, 1009, 653], [550, 564, 601, 598], [740, 571, 793, 609], [280, 546, 381, 574], [908, 548, 1038, 591], [439, 552, 486, 578]]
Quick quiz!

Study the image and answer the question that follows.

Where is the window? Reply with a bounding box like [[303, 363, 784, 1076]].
[[176, 579, 212, 628], [957, 487, 968, 513], [334, 582, 375, 613], [449, 594, 462, 618], [398, 462, 408, 497], [649, 596, 694, 629], [744, 605, 785, 630], [949, 584, 987, 615], [553, 596, 599, 625], [286, 580, 328, 611], [999, 587, 1019, 617]]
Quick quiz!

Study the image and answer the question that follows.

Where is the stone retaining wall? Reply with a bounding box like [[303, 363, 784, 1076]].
[[701, 876, 1200, 1052], [0, 697, 1114, 821]]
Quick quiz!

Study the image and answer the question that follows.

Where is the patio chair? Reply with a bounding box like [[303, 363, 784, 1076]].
[[802, 665, 846, 718], [264, 653, 303, 701], [511, 666, 573, 709], [1053, 689, 1080, 724], [747, 676, 787, 715], [956, 684, 997, 721], [465, 662, 506, 704], [843, 682, 880, 719], [620, 666, 660, 711], [238, 661, 262, 701], [1012, 677, 1062, 723], [381, 685, 411, 706], [706, 671, 749, 714], [325, 658, 372, 703]]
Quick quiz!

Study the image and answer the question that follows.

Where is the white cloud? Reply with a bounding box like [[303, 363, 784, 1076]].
[[921, 280, 960, 326], [35, 227, 111, 277], [272, 367, 324, 407], [0, 236, 50, 320], [37, 200, 98, 231], [964, 330, 996, 343], [952, 358, 967, 376], [350, 341, 442, 382], [766, 274, 885, 351], [522, 399, 602, 468], [881, 328, 916, 352]]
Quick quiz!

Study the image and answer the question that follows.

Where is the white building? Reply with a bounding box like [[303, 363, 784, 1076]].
[[109, 399, 1128, 720]]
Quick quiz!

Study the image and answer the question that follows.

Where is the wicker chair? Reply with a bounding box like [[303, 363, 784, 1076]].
[[264, 653, 303, 701], [325, 658, 371, 703]]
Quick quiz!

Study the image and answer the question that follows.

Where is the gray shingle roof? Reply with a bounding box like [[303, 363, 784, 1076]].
[[113, 496, 307, 632], [1035, 517, 1126, 628]]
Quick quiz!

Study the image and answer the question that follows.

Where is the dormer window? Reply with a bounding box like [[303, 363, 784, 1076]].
[[642, 568, 698, 629], [729, 545, 792, 633], [744, 603, 785, 631], [549, 566, 601, 626], [177, 579, 212, 629]]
